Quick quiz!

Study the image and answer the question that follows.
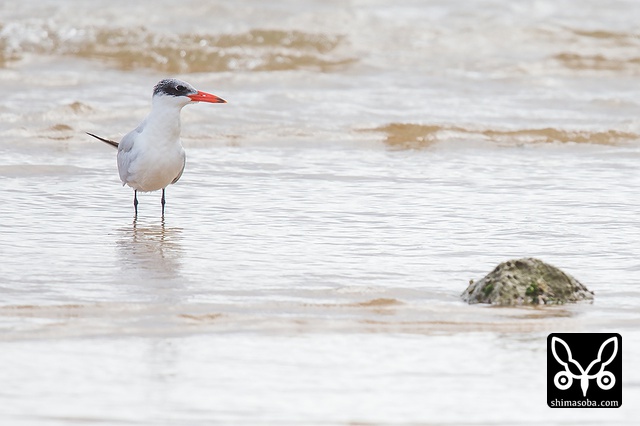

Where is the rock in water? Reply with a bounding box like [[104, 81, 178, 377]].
[[461, 258, 594, 305]]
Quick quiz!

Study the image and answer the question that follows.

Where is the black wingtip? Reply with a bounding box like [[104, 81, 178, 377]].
[[86, 132, 119, 148]]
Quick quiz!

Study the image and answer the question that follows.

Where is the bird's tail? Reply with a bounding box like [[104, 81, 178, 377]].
[[86, 132, 119, 148]]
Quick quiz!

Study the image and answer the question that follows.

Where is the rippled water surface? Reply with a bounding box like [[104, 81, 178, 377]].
[[1, 0, 640, 424]]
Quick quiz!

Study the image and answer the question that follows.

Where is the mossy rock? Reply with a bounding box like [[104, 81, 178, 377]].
[[461, 258, 594, 306]]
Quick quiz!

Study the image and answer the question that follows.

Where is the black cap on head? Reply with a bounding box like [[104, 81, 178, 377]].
[[153, 78, 196, 97]]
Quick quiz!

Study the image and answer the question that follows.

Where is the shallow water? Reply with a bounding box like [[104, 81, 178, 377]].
[[1, 0, 640, 424]]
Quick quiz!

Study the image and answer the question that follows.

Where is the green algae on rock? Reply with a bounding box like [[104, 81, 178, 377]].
[[462, 258, 594, 306]]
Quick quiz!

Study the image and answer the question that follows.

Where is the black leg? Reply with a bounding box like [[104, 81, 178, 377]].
[[161, 188, 166, 216], [134, 190, 138, 216]]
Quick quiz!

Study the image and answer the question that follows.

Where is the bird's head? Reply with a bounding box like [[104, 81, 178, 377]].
[[152, 78, 227, 107]]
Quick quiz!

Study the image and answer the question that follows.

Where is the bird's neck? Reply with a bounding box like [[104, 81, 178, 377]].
[[144, 101, 185, 143]]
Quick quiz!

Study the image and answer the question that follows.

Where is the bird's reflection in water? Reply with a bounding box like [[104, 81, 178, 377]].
[[116, 216, 184, 281]]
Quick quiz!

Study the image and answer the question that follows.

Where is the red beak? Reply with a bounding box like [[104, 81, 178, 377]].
[[188, 90, 227, 103]]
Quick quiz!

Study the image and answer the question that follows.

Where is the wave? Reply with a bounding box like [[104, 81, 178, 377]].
[[368, 123, 639, 149], [553, 53, 640, 72], [568, 28, 640, 41], [0, 22, 355, 72], [543, 27, 640, 74]]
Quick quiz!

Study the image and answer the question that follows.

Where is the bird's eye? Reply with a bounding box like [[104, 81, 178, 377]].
[[176, 85, 186, 91]]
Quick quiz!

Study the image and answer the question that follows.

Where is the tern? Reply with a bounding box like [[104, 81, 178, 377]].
[[87, 78, 226, 216]]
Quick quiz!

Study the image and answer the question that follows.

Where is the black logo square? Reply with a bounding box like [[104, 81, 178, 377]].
[[547, 333, 621, 408]]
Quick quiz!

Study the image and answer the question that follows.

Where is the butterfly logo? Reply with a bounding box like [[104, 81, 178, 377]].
[[551, 336, 618, 397]]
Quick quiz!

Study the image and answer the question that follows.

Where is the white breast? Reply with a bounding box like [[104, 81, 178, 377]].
[[116, 101, 187, 192]]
